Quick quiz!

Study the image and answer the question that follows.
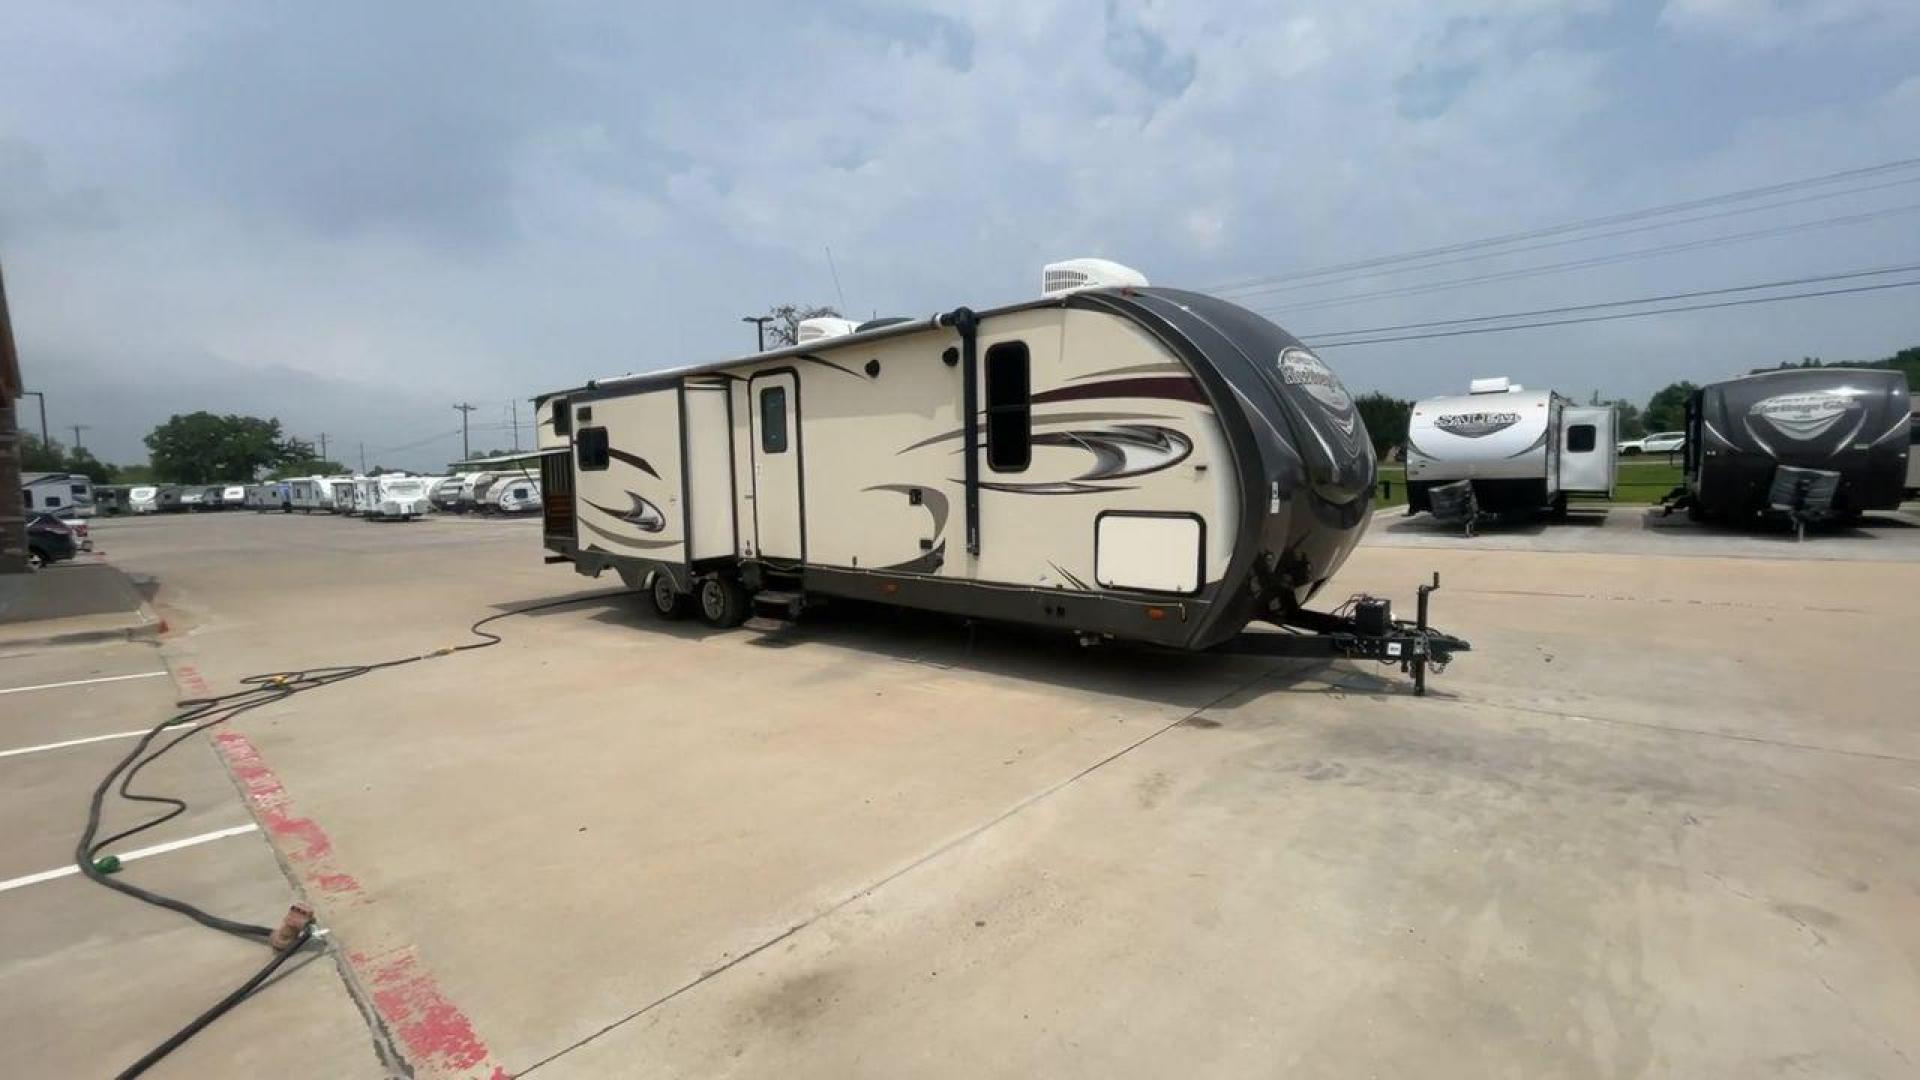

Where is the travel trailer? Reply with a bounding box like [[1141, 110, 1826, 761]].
[[93, 485, 132, 516], [246, 482, 291, 511], [1404, 378, 1616, 522], [1671, 368, 1912, 523], [493, 476, 542, 515], [155, 486, 185, 512], [534, 259, 1468, 692], [328, 478, 359, 514], [429, 474, 470, 512], [456, 471, 498, 512], [21, 472, 94, 517], [410, 476, 450, 512], [288, 476, 332, 512], [127, 486, 161, 514], [365, 476, 430, 520]]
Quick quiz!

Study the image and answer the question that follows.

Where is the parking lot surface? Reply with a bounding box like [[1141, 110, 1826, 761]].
[[6, 509, 1917, 1077]]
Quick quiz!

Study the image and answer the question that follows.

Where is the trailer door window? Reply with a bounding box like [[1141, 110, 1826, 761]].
[[760, 386, 788, 454], [577, 426, 610, 470], [985, 341, 1031, 472], [1567, 424, 1596, 453]]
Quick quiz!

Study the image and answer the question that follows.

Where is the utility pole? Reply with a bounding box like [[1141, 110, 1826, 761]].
[[20, 390, 48, 447], [69, 424, 87, 451], [509, 399, 521, 453], [453, 402, 477, 461], [317, 432, 329, 462], [741, 315, 773, 352], [358, 442, 366, 473]]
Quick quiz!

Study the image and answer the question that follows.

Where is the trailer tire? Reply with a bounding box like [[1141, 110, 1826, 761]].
[[697, 576, 749, 628], [649, 574, 689, 620]]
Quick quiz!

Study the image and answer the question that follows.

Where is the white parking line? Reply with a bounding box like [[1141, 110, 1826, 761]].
[[0, 824, 260, 894], [0, 670, 170, 697], [0, 723, 190, 760]]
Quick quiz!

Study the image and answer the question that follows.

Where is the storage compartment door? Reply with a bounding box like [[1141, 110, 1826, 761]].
[[1096, 513, 1203, 594]]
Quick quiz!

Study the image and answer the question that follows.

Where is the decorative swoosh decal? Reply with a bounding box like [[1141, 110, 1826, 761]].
[[579, 519, 681, 551], [585, 491, 666, 532], [968, 424, 1190, 495], [608, 448, 659, 478], [1030, 376, 1206, 406]]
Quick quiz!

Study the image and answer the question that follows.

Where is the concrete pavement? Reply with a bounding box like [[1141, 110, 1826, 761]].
[[12, 509, 1916, 1078]]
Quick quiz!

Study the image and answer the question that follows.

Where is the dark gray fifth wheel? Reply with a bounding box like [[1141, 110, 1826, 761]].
[[649, 573, 688, 619], [698, 576, 749, 628]]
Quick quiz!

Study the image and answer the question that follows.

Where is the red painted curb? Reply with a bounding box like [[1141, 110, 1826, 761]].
[[211, 729, 509, 1078]]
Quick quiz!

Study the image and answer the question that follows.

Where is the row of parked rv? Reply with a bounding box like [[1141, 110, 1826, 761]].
[[1403, 371, 1918, 527], [72, 470, 544, 520]]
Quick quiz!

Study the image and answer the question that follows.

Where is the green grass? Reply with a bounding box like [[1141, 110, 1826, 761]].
[[1371, 458, 1684, 509]]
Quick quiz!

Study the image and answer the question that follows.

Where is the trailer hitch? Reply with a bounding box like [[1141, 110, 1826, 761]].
[[1222, 573, 1470, 695]]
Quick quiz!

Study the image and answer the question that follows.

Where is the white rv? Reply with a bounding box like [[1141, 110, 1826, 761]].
[[128, 486, 160, 514], [492, 476, 542, 515], [365, 476, 430, 520], [288, 476, 331, 512], [22, 473, 93, 517], [456, 471, 497, 513], [328, 477, 359, 514], [531, 259, 1469, 691], [1405, 378, 1616, 519]]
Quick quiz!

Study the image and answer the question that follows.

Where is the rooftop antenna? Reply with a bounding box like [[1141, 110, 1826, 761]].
[[825, 245, 847, 311]]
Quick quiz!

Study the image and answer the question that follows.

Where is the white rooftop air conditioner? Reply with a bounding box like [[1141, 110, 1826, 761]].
[[796, 317, 861, 344], [1468, 377, 1522, 395], [1041, 258, 1150, 298]]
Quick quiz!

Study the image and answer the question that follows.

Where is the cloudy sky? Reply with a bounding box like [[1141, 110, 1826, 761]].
[[2, 0, 1917, 470]]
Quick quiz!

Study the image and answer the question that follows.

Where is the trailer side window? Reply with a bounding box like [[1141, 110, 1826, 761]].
[[552, 397, 571, 438], [577, 426, 610, 470], [985, 341, 1031, 472], [760, 386, 788, 454], [1567, 423, 1597, 453]]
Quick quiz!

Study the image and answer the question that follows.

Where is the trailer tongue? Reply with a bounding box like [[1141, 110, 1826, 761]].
[[1215, 574, 1470, 695]]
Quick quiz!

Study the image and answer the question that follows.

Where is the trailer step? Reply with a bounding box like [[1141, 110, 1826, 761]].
[[751, 589, 805, 621]]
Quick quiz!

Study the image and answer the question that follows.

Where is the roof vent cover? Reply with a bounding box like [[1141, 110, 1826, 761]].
[[796, 317, 860, 344], [1041, 258, 1149, 297], [1469, 376, 1519, 395]]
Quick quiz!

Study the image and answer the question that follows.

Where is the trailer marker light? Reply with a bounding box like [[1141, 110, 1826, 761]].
[[882, 582, 899, 595], [1146, 607, 1166, 621]]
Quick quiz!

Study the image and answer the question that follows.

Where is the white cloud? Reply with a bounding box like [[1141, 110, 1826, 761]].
[[0, 0, 1916, 468], [1661, 0, 1920, 48]]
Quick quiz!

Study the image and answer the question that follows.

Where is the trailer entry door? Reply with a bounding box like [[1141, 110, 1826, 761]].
[[1559, 406, 1616, 497], [750, 371, 803, 562]]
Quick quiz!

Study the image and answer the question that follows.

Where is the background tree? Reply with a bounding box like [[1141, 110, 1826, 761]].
[[144, 412, 303, 483], [1643, 381, 1697, 433], [1587, 391, 1646, 439], [761, 303, 843, 348], [19, 433, 122, 482], [1352, 391, 1411, 458]]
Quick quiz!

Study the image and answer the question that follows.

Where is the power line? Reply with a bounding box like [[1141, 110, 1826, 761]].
[[1301, 262, 1920, 341], [1248, 201, 1920, 319], [1311, 277, 1920, 349], [1218, 173, 1920, 301], [370, 428, 462, 456], [1207, 154, 1920, 293]]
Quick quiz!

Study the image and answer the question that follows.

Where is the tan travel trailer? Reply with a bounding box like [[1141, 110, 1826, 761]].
[[538, 261, 1468, 691]]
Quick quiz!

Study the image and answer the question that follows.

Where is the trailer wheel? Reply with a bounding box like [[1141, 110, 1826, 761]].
[[649, 574, 689, 620], [697, 576, 749, 628]]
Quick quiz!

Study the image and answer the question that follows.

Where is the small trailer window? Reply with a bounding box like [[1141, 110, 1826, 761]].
[[986, 341, 1031, 471], [552, 397, 571, 437], [760, 386, 788, 454], [577, 427, 610, 470], [1567, 424, 1597, 453]]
